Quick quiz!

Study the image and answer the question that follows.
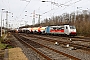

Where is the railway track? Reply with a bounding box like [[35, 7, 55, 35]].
[[40, 34, 90, 42], [21, 33, 90, 51], [45, 35, 90, 48], [13, 33, 81, 60]]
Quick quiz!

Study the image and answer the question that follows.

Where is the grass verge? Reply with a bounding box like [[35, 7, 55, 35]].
[[0, 34, 13, 50]]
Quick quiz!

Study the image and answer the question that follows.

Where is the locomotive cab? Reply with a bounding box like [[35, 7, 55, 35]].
[[64, 25, 70, 35], [69, 26, 76, 36], [64, 25, 76, 36]]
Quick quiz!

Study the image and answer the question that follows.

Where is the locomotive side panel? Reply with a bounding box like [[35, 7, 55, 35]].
[[45, 26, 65, 34], [45, 25, 76, 36], [45, 26, 51, 34]]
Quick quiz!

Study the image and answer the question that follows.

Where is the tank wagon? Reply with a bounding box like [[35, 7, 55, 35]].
[[13, 24, 76, 36], [29, 27, 46, 34]]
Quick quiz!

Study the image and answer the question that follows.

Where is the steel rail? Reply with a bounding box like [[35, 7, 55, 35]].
[[13, 34, 52, 60], [25, 34, 90, 51], [18, 34, 81, 60]]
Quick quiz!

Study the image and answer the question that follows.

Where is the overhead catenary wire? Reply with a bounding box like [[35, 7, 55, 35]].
[[1, 0, 10, 10], [7, 0, 11, 11], [56, 0, 83, 13], [32, 0, 74, 21], [41, 0, 74, 15], [18, 0, 31, 19], [41, 0, 82, 15], [8, 0, 31, 28]]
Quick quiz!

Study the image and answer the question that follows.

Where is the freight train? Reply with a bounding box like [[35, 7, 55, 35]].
[[13, 24, 76, 36]]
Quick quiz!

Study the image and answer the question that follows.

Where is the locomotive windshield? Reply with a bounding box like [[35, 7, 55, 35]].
[[70, 26, 76, 29]]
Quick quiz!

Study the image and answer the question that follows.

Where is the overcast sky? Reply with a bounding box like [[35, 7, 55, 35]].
[[0, 0, 90, 28]]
